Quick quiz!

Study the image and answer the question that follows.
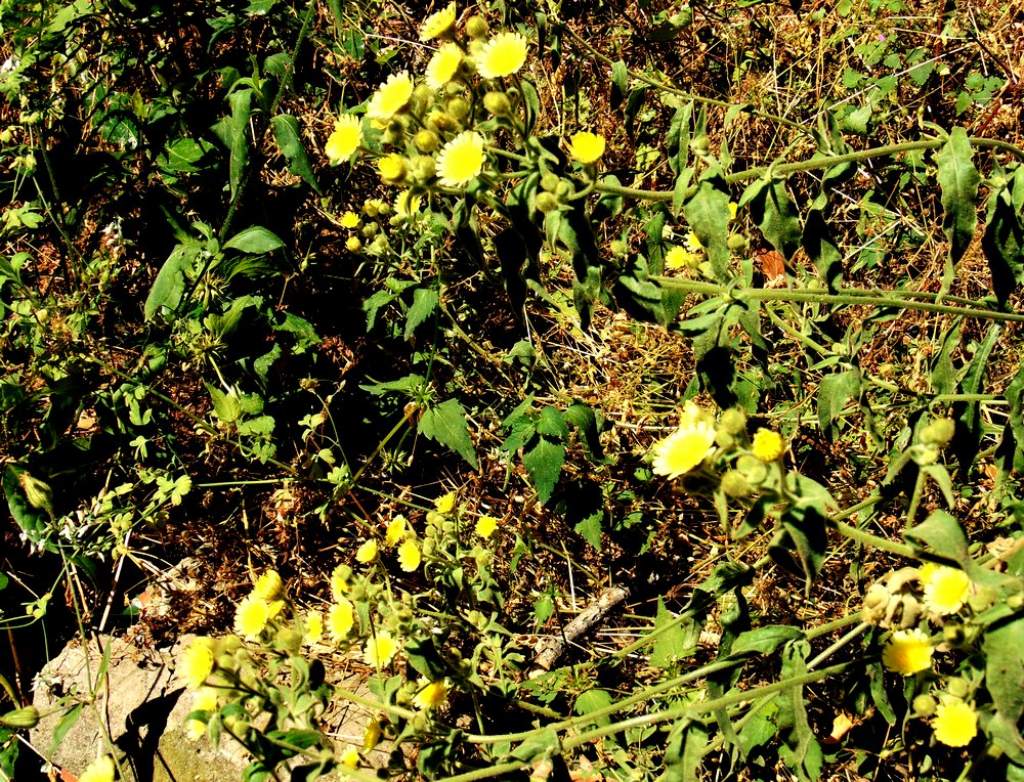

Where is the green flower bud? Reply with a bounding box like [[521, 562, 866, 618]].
[[446, 97, 470, 122], [426, 111, 459, 132], [943, 623, 967, 646], [361, 222, 379, 239], [609, 239, 628, 256], [554, 180, 574, 199], [719, 408, 747, 436], [735, 454, 768, 484], [912, 694, 937, 717], [968, 584, 998, 613], [691, 136, 709, 153], [1007, 591, 1024, 610], [411, 155, 436, 183], [414, 129, 440, 153], [720, 470, 752, 499], [465, 15, 489, 38], [275, 628, 303, 653], [726, 233, 748, 252], [0, 706, 40, 729], [535, 192, 560, 213], [216, 653, 238, 672], [920, 418, 956, 447], [411, 85, 433, 116], [715, 431, 735, 450], [483, 91, 512, 116], [18, 472, 53, 515], [540, 172, 560, 192], [946, 677, 971, 698]]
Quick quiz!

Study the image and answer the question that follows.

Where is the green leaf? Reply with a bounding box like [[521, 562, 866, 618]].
[[535, 406, 569, 439], [522, 436, 565, 504], [49, 703, 83, 755], [563, 402, 605, 460], [982, 165, 1024, 303], [610, 60, 628, 109], [983, 614, 1024, 762], [650, 597, 698, 668], [935, 128, 981, 269], [404, 288, 438, 339], [730, 625, 803, 657], [223, 226, 284, 254], [574, 689, 614, 728], [144, 240, 199, 320], [228, 89, 253, 200], [777, 641, 824, 782], [817, 368, 861, 436], [741, 177, 802, 261], [207, 384, 241, 423], [3, 466, 48, 546], [270, 114, 320, 193], [418, 398, 478, 469], [683, 176, 732, 281], [905, 509, 968, 564]]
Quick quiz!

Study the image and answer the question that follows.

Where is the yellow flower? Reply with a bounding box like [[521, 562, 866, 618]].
[[328, 599, 354, 641], [420, 2, 456, 41], [882, 629, 933, 676], [751, 429, 785, 462], [385, 516, 407, 547], [325, 114, 362, 164], [234, 595, 272, 640], [356, 538, 379, 564], [186, 717, 206, 741], [363, 198, 389, 217], [364, 631, 399, 668], [266, 599, 285, 618], [664, 246, 701, 270], [728, 201, 739, 220], [684, 231, 703, 253], [378, 153, 406, 183], [426, 43, 463, 90], [398, 538, 422, 571], [932, 699, 978, 747], [367, 72, 414, 123], [650, 402, 716, 479], [346, 236, 362, 252], [303, 610, 324, 645], [193, 687, 219, 713], [340, 211, 360, 229], [435, 491, 457, 513], [413, 678, 448, 710], [179, 637, 215, 689], [253, 569, 283, 600], [436, 130, 485, 188], [920, 564, 971, 616], [79, 755, 115, 782], [569, 132, 605, 164], [475, 32, 528, 79], [475, 514, 499, 538], [330, 564, 350, 599], [363, 718, 383, 750], [394, 190, 422, 218], [339, 746, 361, 769]]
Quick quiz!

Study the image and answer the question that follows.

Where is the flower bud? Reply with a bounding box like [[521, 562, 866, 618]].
[[967, 584, 997, 613], [411, 85, 433, 116], [735, 454, 768, 485], [216, 653, 238, 672], [18, 472, 53, 514], [346, 236, 362, 252], [361, 222, 379, 239], [275, 628, 303, 653], [411, 155, 436, 184], [465, 15, 489, 38], [554, 180, 574, 199], [414, 129, 440, 153], [943, 623, 967, 645], [535, 193, 560, 213], [861, 582, 891, 624], [720, 470, 752, 499], [540, 172, 560, 192], [946, 677, 971, 698], [426, 111, 458, 132], [0, 706, 40, 729], [726, 233, 748, 252], [912, 694, 937, 717], [483, 91, 512, 116], [609, 239, 628, 256], [718, 408, 747, 436], [446, 97, 470, 122], [897, 594, 922, 628], [920, 418, 956, 447], [714, 431, 735, 450]]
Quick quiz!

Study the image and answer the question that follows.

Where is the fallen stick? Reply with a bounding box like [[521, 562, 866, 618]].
[[529, 585, 631, 675]]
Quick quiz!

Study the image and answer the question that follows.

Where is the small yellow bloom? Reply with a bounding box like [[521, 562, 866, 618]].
[[234, 595, 272, 640], [325, 114, 362, 164], [346, 236, 362, 252], [367, 72, 414, 122], [426, 43, 463, 90], [475, 32, 529, 79], [253, 569, 283, 601], [340, 211, 360, 229], [684, 231, 703, 253], [179, 637, 215, 690], [356, 538, 379, 564], [378, 153, 406, 183], [185, 718, 206, 741], [882, 628, 934, 676], [650, 402, 716, 479], [330, 564, 350, 600], [363, 198, 389, 217], [751, 429, 785, 462], [339, 746, 361, 769], [436, 131, 485, 188], [363, 718, 383, 750], [193, 687, 219, 713], [266, 599, 285, 618], [932, 699, 978, 747], [475, 514, 499, 539], [664, 246, 701, 270], [920, 564, 971, 616], [79, 755, 115, 782], [397, 538, 422, 572], [435, 491, 457, 513], [420, 2, 456, 41], [569, 131, 605, 165], [414, 678, 448, 710], [728, 201, 739, 220], [328, 599, 354, 641], [394, 190, 421, 218], [303, 610, 324, 645], [385, 516, 407, 547], [364, 631, 399, 668]]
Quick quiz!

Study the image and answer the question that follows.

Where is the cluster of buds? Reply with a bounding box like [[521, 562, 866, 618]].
[[861, 567, 925, 628]]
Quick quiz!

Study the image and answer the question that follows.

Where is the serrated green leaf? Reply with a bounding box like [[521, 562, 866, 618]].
[[905, 509, 968, 564], [983, 614, 1024, 762], [574, 689, 614, 728], [742, 177, 802, 261], [983, 165, 1024, 303], [270, 114, 320, 193], [418, 398, 478, 469], [817, 368, 861, 435], [522, 436, 564, 504], [404, 287, 438, 339], [730, 625, 803, 657], [650, 597, 697, 668]]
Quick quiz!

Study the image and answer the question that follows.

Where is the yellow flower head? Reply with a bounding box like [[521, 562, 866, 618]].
[[751, 429, 785, 462], [179, 637, 215, 689], [193, 687, 219, 713], [665, 246, 701, 270], [427, 43, 463, 90], [414, 678, 448, 710], [684, 231, 703, 253], [364, 631, 399, 668], [330, 564, 350, 600], [328, 599, 354, 641], [367, 72, 414, 122], [436, 131, 485, 188], [79, 755, 115, 782], [385, 516, 407, 547], [253, 569, 283, 601], [420, 2, 456, 41], [363, 717, 383, 751], [569, 131, 605, 165], [356, 538, 379, 564], [728, 201, 739, 220], [475, 514, 499, 539], [474, 32, 528, 79], [339, 746, 361, 769], [303, 610, 324, 645], [325, 114, 362, 164], [394, 190, 422, 218], [234, 595, 272, 640], [398, 538, 422, 572], [920, 564, 971, 616], [340, 210, 360, 229], [378, 153, 407, 183], [932, 698, 978, 747], [651, 402, 716, 479], [882, 628, 934, 676], [186, 717, 207, 741], [435, 491, 457, 514]]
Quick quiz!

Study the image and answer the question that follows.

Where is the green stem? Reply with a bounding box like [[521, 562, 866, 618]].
[[905, 470, 926, 529], [833, 520, 917, 559]]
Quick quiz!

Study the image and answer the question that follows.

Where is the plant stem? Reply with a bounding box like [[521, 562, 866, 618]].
[[833, 520, 917, 559], [905, 470, 926, 529]]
